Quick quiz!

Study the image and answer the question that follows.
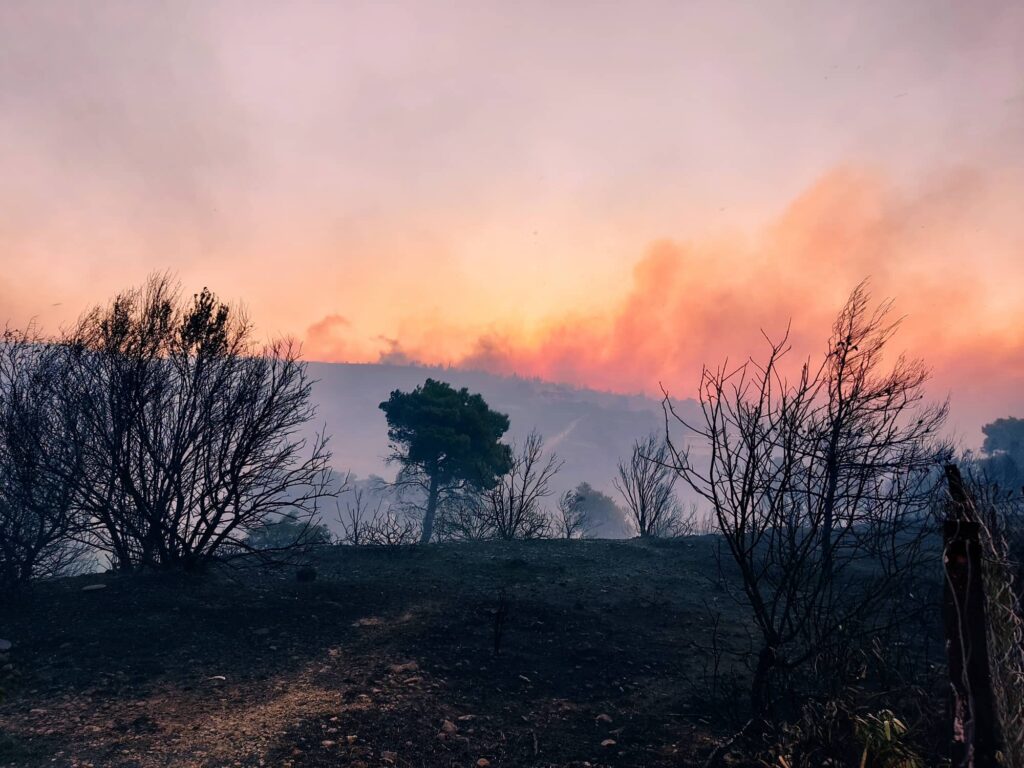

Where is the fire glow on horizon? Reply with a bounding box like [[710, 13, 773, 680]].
[[304, 167, 1024, 437], [1, 1, 1022, 442]]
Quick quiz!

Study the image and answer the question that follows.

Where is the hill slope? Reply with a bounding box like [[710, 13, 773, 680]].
[[0, 539, 729, 767], [307, 363, 700, 499]]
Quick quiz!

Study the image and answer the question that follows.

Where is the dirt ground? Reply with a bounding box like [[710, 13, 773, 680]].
[[0, 538, 746, 767]]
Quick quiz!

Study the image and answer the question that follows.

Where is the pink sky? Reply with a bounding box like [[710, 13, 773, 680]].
[[1, 1, 1022, 445]]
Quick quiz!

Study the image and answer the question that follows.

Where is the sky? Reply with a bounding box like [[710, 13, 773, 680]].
[[1, 1, 1022, 445]]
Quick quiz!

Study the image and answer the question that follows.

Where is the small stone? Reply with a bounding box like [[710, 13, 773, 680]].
[[476, 760, 491, 767], [389, 661, 418, 674], [595, 713, 613, 723], [600, 739, 617, 748], [320, 740, 336, 748], [346, 735, 358, 744], [402, 676, 423, 685], [440, 720, 458, 734], [381, 751, 397, 764]]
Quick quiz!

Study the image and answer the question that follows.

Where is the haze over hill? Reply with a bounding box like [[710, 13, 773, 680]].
[[308, 362, 702, 500]]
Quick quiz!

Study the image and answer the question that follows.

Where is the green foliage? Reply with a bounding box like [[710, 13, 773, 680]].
[[379, 379, 512, 543], [379, 378, 512, 490], [573, 482, 628, 538], [982, 417, 1024, 463], [978, 417, 1024, 490]]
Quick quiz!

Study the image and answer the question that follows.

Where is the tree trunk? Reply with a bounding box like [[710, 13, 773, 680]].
[[943, 464, 1001, 768], [419, 473, 439, 545], [750, 644, 775, 716], [821, 422, 842, 579]]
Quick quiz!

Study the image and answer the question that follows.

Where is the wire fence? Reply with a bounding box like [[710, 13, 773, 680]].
[[972, 482, 1024, 768]]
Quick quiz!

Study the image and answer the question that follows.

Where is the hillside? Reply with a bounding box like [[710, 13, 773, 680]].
[[0, 539, 731, 767], [307, 363, 703, 499]]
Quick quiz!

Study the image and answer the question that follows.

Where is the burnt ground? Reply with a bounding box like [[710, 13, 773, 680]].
[[0, 538, 752, 768]]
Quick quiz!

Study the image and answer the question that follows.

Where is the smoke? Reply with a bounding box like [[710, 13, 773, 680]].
[[308, 166, 1024, 436], [2, 2, 1021, 440]]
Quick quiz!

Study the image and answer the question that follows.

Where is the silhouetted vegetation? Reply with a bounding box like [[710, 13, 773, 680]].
[[336, 484, 419, 547], [65, 275, 334, 570], [5, 275, 1023, 767], [554, 488, 589, 539], [974, 416, 1024, 493], [614, 433, 689, 537], [0, 275, 335, 584], [482, 430, 562, 540], [245, 517, 332, 552], [572, 481, 629, 538], [379, 378, 512, 543], [0, 327, 85, 591], [667, 282, 952, 760]]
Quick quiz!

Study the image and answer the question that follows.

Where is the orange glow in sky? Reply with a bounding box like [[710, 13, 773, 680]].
[[1, 1, 1022, 444]]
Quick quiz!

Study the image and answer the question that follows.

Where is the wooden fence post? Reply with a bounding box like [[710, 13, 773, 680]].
[[943, 464, 1001, 768]]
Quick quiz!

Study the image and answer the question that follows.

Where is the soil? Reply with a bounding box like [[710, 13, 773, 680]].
[[0, 538, 747, 768]]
